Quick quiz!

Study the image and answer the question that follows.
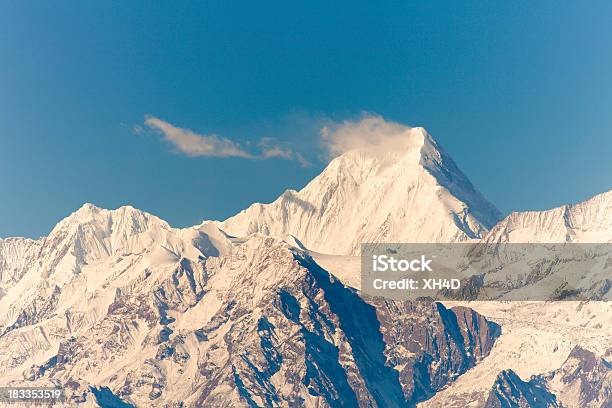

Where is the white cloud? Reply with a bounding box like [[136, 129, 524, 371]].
[[261, 146, 293, 159], [320, 113, 416, 158], [142, 115, 315, 165], [142, 114, 417, 166], [144, 115, 253, 158], [256, 137, 294, 160]]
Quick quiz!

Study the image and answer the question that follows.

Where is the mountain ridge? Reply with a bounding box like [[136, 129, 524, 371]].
[[482, 189, 612, 243]]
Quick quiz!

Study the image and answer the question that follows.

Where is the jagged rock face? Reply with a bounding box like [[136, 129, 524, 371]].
[[220, 127, 501, 255], [545, 346, 612, 408], [484, 346, 612, 408], [484, 369, 559, 408], [373, 302, 500, 404], [0, 210, 500, 407]]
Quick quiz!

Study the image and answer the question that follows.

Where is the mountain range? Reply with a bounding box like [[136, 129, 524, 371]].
[[0, 127, 609, 407]]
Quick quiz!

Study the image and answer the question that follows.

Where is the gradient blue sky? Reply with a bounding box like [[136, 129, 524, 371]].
[[1, 1, 611, 238]]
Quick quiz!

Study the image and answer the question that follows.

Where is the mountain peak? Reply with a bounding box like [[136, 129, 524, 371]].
[[78, 202, 100, 211], [327, 125, 432, 164], [52, 203, 169, 236], [68, 202, 102, 220], [220, 128, 501, 255], [39, 203, 174, 281]]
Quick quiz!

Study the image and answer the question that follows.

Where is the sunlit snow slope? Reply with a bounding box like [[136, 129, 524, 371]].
[[220, 127, 501, 255]]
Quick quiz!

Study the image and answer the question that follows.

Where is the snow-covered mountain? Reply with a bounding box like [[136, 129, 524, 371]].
[[0, 204, 230, 336], [424, 300, 611, 408], [421, 190, 612, 408], [482, 190, 612, 244], [0, 203, 224, 294], [220, 127, 501, 255], [0, 204, 500, 407], [0, 204, 499, 406], [1, 124, 610, 407]]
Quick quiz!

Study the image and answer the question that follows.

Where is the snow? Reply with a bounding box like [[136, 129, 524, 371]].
[[219, 127, 501, 255], [0, 204, 233, 389], [0, 126, 610, 407], [482, 190, 612, 244], [421, 301, 612, 407]]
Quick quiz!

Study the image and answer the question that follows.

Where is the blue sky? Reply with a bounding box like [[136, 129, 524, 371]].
[[1, 1, 611, 238]]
